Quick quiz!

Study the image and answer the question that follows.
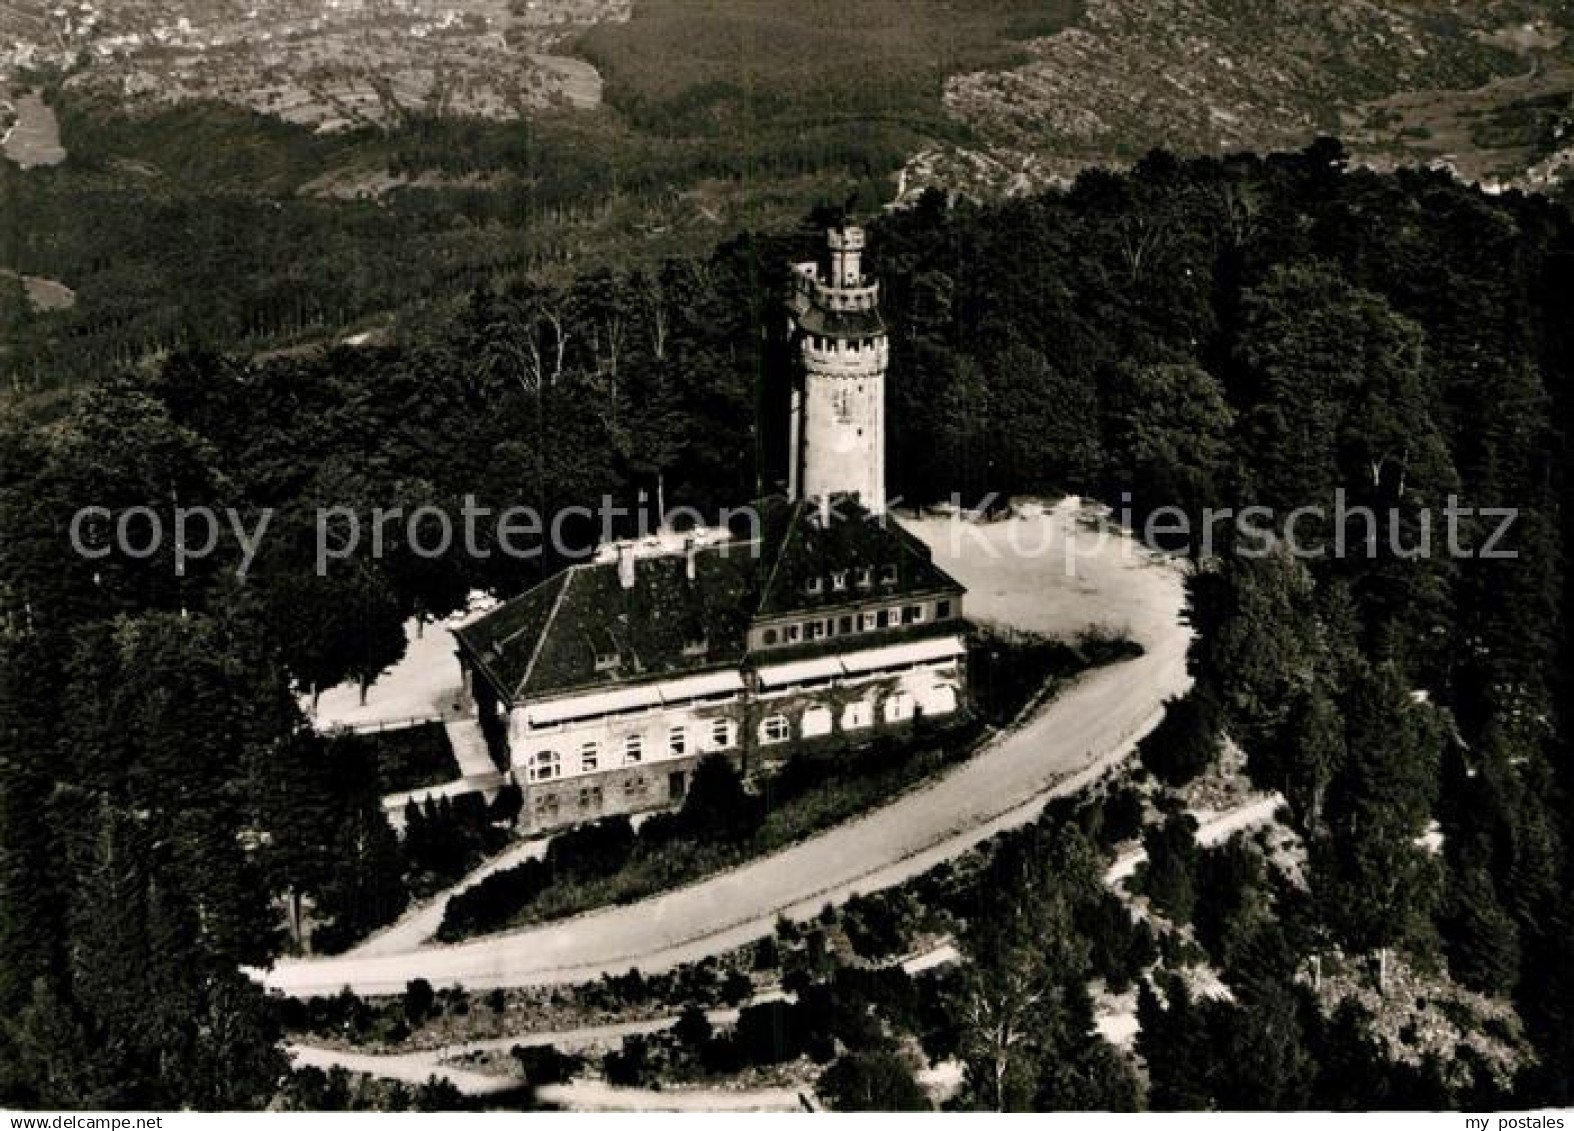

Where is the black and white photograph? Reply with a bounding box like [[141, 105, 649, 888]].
[[2, 0, 1574, 1117]]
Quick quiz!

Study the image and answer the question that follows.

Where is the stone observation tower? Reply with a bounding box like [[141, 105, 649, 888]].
[[448, 221, 969, 838], [786, 225, 889, 516]]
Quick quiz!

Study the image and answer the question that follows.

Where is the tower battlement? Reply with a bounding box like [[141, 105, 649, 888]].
[[825, 224, 866, 289], [826, 226, 864, 251]]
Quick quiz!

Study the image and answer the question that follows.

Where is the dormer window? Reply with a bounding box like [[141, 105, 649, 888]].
[[592, 630, 620, 672], [856, 567, 873, 589], [880, 563, 898, 585], [831, 570, 849, 592], [682, 634, 709, 658], [806, 576, 824, 596]]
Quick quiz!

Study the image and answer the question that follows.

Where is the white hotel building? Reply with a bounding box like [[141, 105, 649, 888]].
[[452, 227, 970, 832]]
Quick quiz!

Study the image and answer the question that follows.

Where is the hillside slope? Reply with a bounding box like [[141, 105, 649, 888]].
[[901, 0, 1574, 200]]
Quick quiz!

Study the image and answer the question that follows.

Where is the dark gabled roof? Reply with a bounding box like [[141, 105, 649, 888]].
[[454, 541, 758, 705], [520, 543, 757, 699], [453, 569, 570, 706], [750, 496, 963, 618], [456, 496, 966, 705]]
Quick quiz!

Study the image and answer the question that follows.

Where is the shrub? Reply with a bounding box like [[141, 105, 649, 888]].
[[437, 816, 636, 940], [721, 969, 754, 1005], [728, 1000, 809, 1067], [673, 754, 763, 843], [1140, 814, 1200, 923], [511, 1043, 579, 1086], [604, 1034, 656, 1088], [489, 782, 523, 826], [1139, 690, 1222, 786], [1100, 785, 1146, 845], [842, 891, 915, 961], [753, 934, 781, 970], [673, 1005, 713, 1050], [403, 978, 435, 1025], [817, 1049, 930, 1112]]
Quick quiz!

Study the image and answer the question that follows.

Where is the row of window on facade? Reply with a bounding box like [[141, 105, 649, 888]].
[[525, 687, 956, 784], [527, 718, 735, 782], [761, 598, 951, 648], [532, 774, 649, 820], [765, 689, 951, 741], [825, 289, 875, 311], [805, 334, 881, 354]]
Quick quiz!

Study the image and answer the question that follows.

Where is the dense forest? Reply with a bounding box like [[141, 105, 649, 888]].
[[1, 139, 1572, 1107], [0, 0, 1082, 393]]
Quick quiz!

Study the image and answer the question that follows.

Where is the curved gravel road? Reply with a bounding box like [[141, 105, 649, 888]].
[[261, 505, 1190, 996]]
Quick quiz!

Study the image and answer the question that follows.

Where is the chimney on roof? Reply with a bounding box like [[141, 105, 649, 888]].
[[617, 543, 636, 590]]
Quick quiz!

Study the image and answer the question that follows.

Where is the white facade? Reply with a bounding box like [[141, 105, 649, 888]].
[[504, 634, 966, 829], [509, 670, 745, 782], [789, 226, 888, 516]]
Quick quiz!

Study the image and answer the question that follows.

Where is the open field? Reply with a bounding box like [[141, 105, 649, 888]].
[[901, 0, 1574, 200], [0, 90, 65, 167], [3, 0, 630, 130], [0, 269, 75, 313]]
